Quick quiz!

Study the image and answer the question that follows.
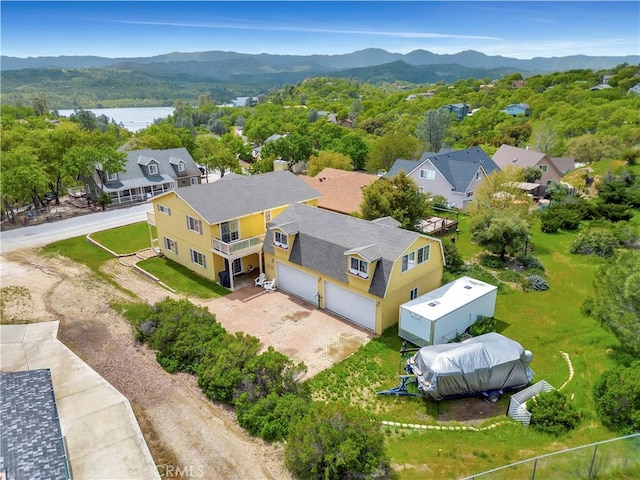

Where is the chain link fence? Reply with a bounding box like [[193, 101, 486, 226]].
[[462, 433, 640, 479]]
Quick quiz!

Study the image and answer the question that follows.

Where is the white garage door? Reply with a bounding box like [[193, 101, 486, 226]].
[[276, 262, 318, 304], [324, 281, 376, 331]]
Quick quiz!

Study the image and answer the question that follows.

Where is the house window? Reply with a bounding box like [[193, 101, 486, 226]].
[[264, 210, 272, 223], [349, 257, 369, 278], [186, 215, 203, 234], [106, 172, 118, 182], [190, 177, 198, 185], [164, 237, 178, 254], [410, 287, 419, 300], [539, 165, 548, 173], [401, 252, 416, 272], [190, 249, 206, 268], [274, 231, 288, 249], [417, 245, 430, 264], [476, 171, 481, 181], [420, 169, 436, 180], [157, 205, 171, 215], [419, 187, 425, 194], [221, 220, 239, 243], [178, 161, 186, 172], [148, 163, 159, 175], [467, 191, 474, 197]]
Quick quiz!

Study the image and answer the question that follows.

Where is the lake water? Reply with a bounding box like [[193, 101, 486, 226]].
[[57, 98, 250, 132], [57, 106, 175, 132]]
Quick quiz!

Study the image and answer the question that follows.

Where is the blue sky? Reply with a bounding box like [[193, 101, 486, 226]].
[[2, 1, 639, 59]]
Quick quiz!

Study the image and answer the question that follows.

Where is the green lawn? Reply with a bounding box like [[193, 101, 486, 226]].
[[42, 235, 115, 271], [137, 256, 230, 299], [308, 217, 623, 479], [89, 222, 156, 254]]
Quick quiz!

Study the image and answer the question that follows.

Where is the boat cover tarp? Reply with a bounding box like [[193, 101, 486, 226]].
[[407, 332, 534, 400]]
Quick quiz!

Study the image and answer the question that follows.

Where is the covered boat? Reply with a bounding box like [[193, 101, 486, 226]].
[[406, 332, 534, 401]]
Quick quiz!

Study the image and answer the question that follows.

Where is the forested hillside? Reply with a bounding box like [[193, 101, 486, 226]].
[[1, 63, 639, 215]]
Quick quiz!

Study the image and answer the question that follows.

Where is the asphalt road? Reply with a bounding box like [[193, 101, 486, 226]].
[[0, 203, 152, 254]]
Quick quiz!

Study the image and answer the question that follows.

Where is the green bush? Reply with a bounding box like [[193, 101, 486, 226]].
[[527, 275, 550, 291], [593, 362, 640, 434], [469, 315, 497, 336], [285, 404, 390, 480], [540, 210, 563, 233], [443, 240, 464, 273], [517, 254, 545, 273], [236, 392, 311, 442], [570, 227, 618, 257], [479, 254, 504, 269], [528, 390, 581, 435], [497, 268, 525, 284]]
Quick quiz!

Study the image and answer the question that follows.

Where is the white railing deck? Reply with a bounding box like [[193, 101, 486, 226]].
[[212, 234, 264, 258]]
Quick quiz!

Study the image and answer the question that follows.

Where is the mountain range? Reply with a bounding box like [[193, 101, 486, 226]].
[[2, 48, 637, 74]]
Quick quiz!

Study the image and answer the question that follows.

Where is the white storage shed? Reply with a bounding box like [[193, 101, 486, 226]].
[[398, 276, 498, 347]]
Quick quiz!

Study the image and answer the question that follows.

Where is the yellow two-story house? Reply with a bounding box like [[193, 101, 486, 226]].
[[263, 202, 445, 334], [147, 171, 321, 290]]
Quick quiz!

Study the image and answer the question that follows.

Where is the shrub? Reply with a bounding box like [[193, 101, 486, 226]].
[[517, 254, 545, 273], [443, 240, 464, 273], [479, 254, 504, 269], [497, 268, 525, 284], [469, 315, 497, 336], [236, 392, 311, 442], [285, 404, 390, 480], [528, 390, 581, 435], [540, 210, 563, 233], [570, 227, 617, 257], [593, 362, 640, 434], [527, 275, 549, 291]]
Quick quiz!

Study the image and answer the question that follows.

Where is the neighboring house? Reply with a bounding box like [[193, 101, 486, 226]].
[[88, 147, 201, 204], [298, 168, 379, 215], [590, 84, 612, 91], [252, 133, 286, 160], [442, 103, 470, 120], [627, 83, 640, 95], [263, 202, 444, 334], [549, 156, 576, 175], [492, 145, 564, 187], [511, 79, 526, 88], [386, 147, 500, 209], [147, 170, 321, 290], [503, 103, 531, 116]]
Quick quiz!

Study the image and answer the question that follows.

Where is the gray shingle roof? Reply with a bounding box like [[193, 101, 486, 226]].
[[385, 159, 420, 178], [171, 170, 322, 224], [422, 147, 500, 192], [102, 147, 200, 188], [264, 203, 431, 297], [0, 369, 70, 480]]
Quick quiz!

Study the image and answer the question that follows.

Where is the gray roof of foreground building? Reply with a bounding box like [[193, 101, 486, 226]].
[[0, 369, 70, 480], [265, 202, 427, 297], [174, 170, 322, 224]]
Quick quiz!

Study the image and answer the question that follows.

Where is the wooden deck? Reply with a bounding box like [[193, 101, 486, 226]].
[[419, 216, 459, 235]]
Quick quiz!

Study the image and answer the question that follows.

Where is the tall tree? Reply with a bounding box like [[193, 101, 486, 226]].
[[195, 135, 239, 178], [62, 145, 127, 193], [336, 133, 369, 171], [365, 134, 421, 173], [416, 108, 452, 152], [584, 252, 640, 355], [360, 171, 427, 230], [1, 146, 50, 213], [306, 151, 352, 177]]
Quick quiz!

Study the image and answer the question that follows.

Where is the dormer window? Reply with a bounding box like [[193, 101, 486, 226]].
[[274, 231, 288, 249], [148, 164, 159, 175], [178, 161, 186, 172], [349, 257, 369, 278], [106, 172, 118, 182]]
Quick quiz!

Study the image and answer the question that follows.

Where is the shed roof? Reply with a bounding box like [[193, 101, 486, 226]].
[[401, 276, 497, 321]]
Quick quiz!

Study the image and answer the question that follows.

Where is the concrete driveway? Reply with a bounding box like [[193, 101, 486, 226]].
[[196, 286, 374, 378]]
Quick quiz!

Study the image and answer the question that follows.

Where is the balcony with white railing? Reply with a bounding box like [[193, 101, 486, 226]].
[[212, 234, 265, 259]]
